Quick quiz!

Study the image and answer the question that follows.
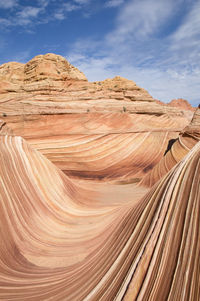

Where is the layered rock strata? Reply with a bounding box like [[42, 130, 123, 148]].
[[0, 135, 199, 300], [0, 53, 195, 181], [0, 53, 193, 118], [140, 107, 200, 187], [0, 53, 199, 300], [2, 112, 189, 182]]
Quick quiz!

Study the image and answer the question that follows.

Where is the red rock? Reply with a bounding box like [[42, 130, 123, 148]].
[[0, 134, 199, 300], [140, 106, 200, 187], [0, 53, 196, 182], [168, 98, 195, 111], [0, 53, 199, 300]]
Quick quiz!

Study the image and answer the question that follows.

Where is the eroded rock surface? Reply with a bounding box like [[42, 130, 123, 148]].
[[0, 53, 193, 118], [140, 106, 200, 187], [0, 53, 199, 300], [0, 135, 199, 300], [0, 53, 195, 182], [168, 98, 195, 111]]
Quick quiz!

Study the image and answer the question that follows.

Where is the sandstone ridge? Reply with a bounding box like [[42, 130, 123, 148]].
[[0, 53, 196, 182], [0, 53, 193, 119]]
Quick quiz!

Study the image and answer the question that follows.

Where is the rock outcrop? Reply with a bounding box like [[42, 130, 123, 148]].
[[0, 135, 199, 300], [0, 53, 196, 182], [0, 53, 199, 300], [140, 106, 200, 187], [0, 53, 193, 118], [168, 98, 195, 111], [24, 53, 87, 83]]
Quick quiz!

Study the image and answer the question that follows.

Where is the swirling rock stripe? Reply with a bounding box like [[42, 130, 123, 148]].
[[140, 107, 200, 187], [0, 135, 199, 300], [29, 131, 171, 181], [5, 113, 185, 182]]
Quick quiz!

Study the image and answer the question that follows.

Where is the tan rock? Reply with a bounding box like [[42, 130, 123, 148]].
[[0, 54, 199, 300], [0, 62, 24, 83], [24, 53, 87, 83], [0, 118, 13, 135], [140, 106, 200, 187], [0, 53, 196, 182], [0, 54, 194, 121], [0, 134, 199, 299]]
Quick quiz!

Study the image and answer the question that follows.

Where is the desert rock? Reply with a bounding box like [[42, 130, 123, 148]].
[[0, 135, 199, 300], [0, 53, 199, 300], [0, 53, 195, 182], [168, 98, 195, 111], [140, 106, 200, 187]]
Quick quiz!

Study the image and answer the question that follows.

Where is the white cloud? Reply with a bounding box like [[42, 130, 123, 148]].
[[68, 53, 116, 80], [16, 6, 43, 25], [0, 0, 91, 27], [37, 0, 50, 8], [54, 12, 65, 20], [105, 0, 124, 8], [0, 18, 11, 26], [63, 3, 79, 12], [17, 6, 42, 19], [168, 1, 200, 69], [54, 3, 80, 20], [10, 50, 31, 63], [106, 0, 183, 41], [172, 1, 200, 43], [0, 0, 17, 9], [66, 0, 200, 107], [73, 0, 90, 4]]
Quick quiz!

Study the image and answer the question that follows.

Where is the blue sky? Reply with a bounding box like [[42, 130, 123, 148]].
[[0, 0, 199, 106]]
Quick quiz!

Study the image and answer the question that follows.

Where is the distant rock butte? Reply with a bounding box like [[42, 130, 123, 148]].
[[168, 98, 195, 112]]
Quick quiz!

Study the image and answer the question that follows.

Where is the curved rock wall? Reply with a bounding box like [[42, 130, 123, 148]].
[[0, 135, 199, 300]]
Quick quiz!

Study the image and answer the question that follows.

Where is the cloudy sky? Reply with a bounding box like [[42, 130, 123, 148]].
[[0, 0, 199, 106]]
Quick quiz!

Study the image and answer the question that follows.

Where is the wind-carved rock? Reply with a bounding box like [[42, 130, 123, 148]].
[[0, 54, 199, 300], [0, 133, 199, 300], [168, 98, 195, 112], [140, 106, 200, 187], [24, 53, 87, 83], [0, 53, 194, 118], [0, 53, 196, 182]]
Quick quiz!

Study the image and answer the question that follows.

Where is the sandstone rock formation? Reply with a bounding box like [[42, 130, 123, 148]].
[[0, 53, 193, 118], [0, 53, 199, 300], [140, 106, 200, 187], [168, 98, 195, 111], [0, 118, 13, 135], [2, 112, 189, 182], [0, 53, 195, 182], [0, 135, 199, 300]]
